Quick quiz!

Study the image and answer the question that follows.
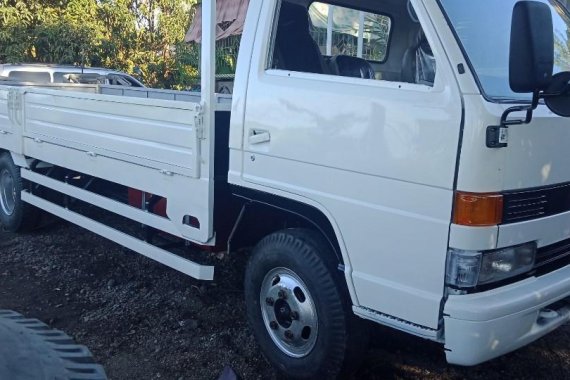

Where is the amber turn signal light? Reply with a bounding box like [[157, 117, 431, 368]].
[[453, 192, 503, 227]]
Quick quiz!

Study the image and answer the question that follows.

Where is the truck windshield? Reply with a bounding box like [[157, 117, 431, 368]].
[[439, 0, 570, 102]]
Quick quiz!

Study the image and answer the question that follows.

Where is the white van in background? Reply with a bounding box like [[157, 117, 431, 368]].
[[0, 63, 144, 87]]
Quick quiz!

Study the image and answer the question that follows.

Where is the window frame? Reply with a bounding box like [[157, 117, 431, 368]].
[[264, 0, 441, 91], [307, 0, 395, 64]]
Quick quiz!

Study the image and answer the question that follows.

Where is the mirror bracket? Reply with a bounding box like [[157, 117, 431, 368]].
[[500, 90, 540, 126], [486, 91, 540, 149]]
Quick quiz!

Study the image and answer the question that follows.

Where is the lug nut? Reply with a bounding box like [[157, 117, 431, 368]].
[[269, 321, 278, 330], [291, 311, 299, 320], [284, 330, 294, 340], [266, 297, 274, 306], [278, 290, 287, 299]]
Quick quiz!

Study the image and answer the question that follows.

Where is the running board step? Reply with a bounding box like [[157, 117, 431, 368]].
[[353, 306, 441, 342], [22, 192, 215, 281]]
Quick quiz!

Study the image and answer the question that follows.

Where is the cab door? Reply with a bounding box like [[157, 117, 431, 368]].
[[239, 0, 463, 329]]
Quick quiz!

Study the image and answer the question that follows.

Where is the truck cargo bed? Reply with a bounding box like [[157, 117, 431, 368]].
[[0, 83, 228, 273]]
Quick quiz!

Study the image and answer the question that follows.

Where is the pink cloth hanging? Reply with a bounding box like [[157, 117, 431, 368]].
[[185, 0, 250, 43]]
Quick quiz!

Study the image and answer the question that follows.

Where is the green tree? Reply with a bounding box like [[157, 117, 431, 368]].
[[0, 0, 198, 88]]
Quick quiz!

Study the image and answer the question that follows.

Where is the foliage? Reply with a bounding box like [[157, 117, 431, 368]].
[[0, 0, 200, 89], [553, 1, 570, 72]]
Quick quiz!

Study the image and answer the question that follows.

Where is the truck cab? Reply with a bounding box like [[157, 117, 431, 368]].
[[229, 0, 570, 372]]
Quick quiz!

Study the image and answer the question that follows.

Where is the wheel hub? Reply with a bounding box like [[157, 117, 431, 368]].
[[274, 299, 292, 328], [260, 268, 318, 358], [0, 168, 16, 216]]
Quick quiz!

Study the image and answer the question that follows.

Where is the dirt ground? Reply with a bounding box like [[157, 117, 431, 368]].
[[1, 217, 569, 380]]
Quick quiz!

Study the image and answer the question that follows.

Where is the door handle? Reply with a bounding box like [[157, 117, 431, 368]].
[[248, 129, 271, 145]]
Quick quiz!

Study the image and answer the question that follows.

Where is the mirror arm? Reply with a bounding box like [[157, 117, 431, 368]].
[[500, 90, 540, 126]]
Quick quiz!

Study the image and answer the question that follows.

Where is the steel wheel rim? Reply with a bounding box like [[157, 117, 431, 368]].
[[260, 267, 318, 358], [0, 168, 16, 216]]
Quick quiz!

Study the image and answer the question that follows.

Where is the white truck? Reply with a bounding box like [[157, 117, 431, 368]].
[[1, 0, 570, 378]]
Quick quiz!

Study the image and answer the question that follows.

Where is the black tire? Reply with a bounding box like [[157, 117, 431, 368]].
[[0, 152, 41, 232], [0, 310, 107, 380], [244, 229, 368, 379]]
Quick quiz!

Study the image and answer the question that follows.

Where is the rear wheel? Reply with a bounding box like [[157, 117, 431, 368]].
[[0, 153, 40, 232], [244, 229, 367, 379]]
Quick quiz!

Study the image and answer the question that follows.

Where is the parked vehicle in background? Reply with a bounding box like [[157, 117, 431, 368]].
[[1, 1, 570, 379], [0, 63, 144, 87]]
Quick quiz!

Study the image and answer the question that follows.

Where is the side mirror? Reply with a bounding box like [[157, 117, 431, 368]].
[[490, 0, 569, 146], [509, 1, 554, 93], [544, 72, 570, 117]]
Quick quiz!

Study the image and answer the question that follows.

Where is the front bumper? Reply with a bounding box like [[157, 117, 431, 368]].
[[444, 264, 570, 366]]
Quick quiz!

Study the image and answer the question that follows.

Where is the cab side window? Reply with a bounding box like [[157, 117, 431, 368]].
[[270, 0, 436, 86]]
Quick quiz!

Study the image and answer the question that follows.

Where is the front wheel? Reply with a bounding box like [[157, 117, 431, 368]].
[[0, 153, 40, 232], [244, 229, 367, 379]]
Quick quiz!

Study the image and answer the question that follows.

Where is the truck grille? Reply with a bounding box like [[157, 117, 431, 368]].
[[502, 182, 570, 224], [504, 194, 548, 222], [535, 238, 570, 269]]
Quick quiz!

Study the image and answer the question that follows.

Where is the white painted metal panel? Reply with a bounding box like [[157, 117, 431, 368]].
[[448, 224, 498, 251], [22, 122, 212, 244], [502, 106, 570, 190], [23, 89, 200, 178], [497, 210, 570, 249]]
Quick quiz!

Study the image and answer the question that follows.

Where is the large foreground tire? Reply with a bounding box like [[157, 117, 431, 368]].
[[0, 153, 40, 232], [0, 310, 107, 380], [244, 229, 367, 379]]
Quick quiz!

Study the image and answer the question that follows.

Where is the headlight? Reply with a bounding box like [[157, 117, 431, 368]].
[[446, 242, 537, 288]]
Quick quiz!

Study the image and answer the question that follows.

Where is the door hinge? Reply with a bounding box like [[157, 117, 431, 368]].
[[7, 90, 23, 125], [7, 90, 22, 111], [195, 103, 206, 140]]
